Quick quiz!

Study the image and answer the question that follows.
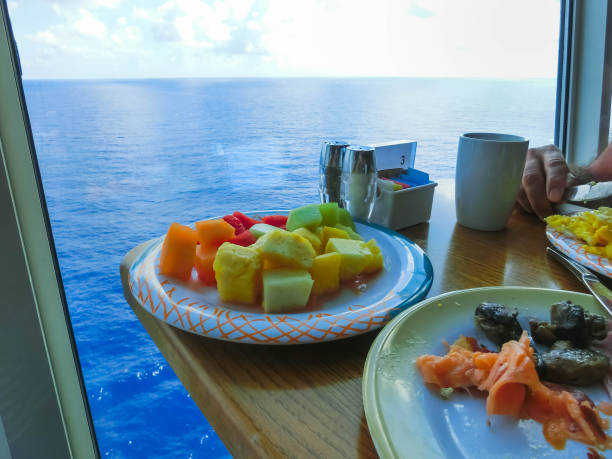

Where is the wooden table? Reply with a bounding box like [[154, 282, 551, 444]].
[[121, 179, 594, 459]]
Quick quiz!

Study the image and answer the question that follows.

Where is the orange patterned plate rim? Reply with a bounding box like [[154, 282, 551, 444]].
[[546, 227, 612, 278], [123, 211, 434, 345]]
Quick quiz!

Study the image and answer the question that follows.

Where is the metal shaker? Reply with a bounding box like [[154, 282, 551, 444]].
[[340, 145, 377, 221], [319, 141, 349, 204]]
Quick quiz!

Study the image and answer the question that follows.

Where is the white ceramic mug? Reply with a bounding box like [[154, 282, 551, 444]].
[[455, 133, 529, 231]]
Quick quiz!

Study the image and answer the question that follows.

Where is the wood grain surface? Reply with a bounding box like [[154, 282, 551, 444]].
[[122, 179, 595, 459]]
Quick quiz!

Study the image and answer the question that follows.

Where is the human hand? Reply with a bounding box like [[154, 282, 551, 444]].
[[516, 144, 570, 219]]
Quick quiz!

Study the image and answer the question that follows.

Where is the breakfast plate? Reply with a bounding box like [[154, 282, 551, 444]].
[[120, 211, 433, 344], [363, 286, 609, 459], [546, 227, 612, 278]]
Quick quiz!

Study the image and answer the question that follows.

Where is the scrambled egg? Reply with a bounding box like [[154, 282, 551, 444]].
[[545, 207, 612, 257]]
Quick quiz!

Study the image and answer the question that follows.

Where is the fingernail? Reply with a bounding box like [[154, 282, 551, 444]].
[[549, 188, 563, 201]]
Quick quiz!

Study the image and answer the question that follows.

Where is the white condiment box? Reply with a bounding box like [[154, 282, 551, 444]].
[[369, 140, 437, 230]]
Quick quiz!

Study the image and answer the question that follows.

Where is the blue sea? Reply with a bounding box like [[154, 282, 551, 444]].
[[22, 77, 556, 458]]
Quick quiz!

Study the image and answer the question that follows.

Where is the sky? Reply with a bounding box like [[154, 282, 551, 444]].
[[7, 0, 561, 80]]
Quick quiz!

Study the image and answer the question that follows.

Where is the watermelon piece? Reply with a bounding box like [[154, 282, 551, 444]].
[[233, 211, 261, 229], [223, 215, 246, 235], [262, 215, 288, 228], [229, 230, 257, 246]]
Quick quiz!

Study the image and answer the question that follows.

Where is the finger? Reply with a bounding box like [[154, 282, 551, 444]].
[[542, 148, 569, 202], [515, 188, 533, 214], [522, 153, 553, 219]]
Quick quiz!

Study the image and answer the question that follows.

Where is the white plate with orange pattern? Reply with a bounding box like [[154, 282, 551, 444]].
[[120, 211, 433, 345], [546, 227, 612, 278]]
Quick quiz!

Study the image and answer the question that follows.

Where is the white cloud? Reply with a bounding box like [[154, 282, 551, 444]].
[[74, 9, 107, 38], [27, 31, 60, 46], [117, 16, 126, 25]]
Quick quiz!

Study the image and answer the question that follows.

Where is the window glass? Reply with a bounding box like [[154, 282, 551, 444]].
[[7, 0, 560, 457]]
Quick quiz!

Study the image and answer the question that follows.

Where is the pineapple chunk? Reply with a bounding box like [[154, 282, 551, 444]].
[[320, 226, 349, 251], [262, 269, 313, 313], [310, 252, 341, 295], [335, 223, 364, 241], [292, 227, 322, 254], [213, 242, 261, 304], [362, 239, 383, 273], [254, 229, 316, 269], [325, 238, 372, 280]]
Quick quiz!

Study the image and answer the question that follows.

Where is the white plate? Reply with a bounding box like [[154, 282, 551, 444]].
[[363, 286, 609, 458], [547, 227, 612, 278], [122, 212, 433, 344]]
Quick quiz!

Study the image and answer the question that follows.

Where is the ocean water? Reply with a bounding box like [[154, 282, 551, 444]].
[[22, 77, 556, 458]]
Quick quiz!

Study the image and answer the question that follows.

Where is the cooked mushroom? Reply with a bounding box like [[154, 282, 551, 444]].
[[530, 301, 608, 346], [474, 302, 523, 346], [535, 340, 610, 386]]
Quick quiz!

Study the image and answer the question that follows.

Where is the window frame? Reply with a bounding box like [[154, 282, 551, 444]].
[[0, 1, 98, 457], [556, 0, 612, 165]]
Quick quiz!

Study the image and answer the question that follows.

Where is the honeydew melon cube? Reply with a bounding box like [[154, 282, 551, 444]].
[[335, 223, 364, 241], [325, 238, 372, 280], [213, 242, 261, 304], [337, 208, 356, 230], [262, 269, 313, 313], [362, 239, 384, 273], [292, 227, 322, 254], [286, 204, 322, 231], [319, 202, 339, 227], [320, 226, 349, 252], [310, 252, 341, 295], [253, 229, 315, 269], [250, 223, 284, 239]]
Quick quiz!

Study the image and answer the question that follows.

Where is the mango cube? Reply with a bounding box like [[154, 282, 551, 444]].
[[286, 204, 322, 231], [320, 226, 349, 251], [159, 222, 198, 281], [325, 238, 372, 280], [310, 252, 341, 295], [362, 239, 384, 273], [213, 242, 261, 304], [254, 230, 315, 269], [262, 269, 313, 313], [292, 227, 322, 254]]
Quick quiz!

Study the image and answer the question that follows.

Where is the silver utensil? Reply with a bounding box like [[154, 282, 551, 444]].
[[319, 141, 349, 204], [340, 145, 377, 221], [546, 246, 612, 316], [563, 180, 612, 203]]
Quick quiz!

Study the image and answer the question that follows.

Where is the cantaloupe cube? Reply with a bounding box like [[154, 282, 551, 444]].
[[194, 245, 217, 286], [262, 269, 313, 313], [292, 227, 322, 254], [286, 204, 322, 231], [362, 239, 383, 273], [254, 230, 315, 269], [213, 242, 261, 304], [195, 219, 235, 248], [320, 226, 349, 251], [310, 252, 341, 295], [325, 238, 372, 280], [159, 222, 198, 281]]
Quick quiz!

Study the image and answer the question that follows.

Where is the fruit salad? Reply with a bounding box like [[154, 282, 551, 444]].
[[158, 203, 384, 313]]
